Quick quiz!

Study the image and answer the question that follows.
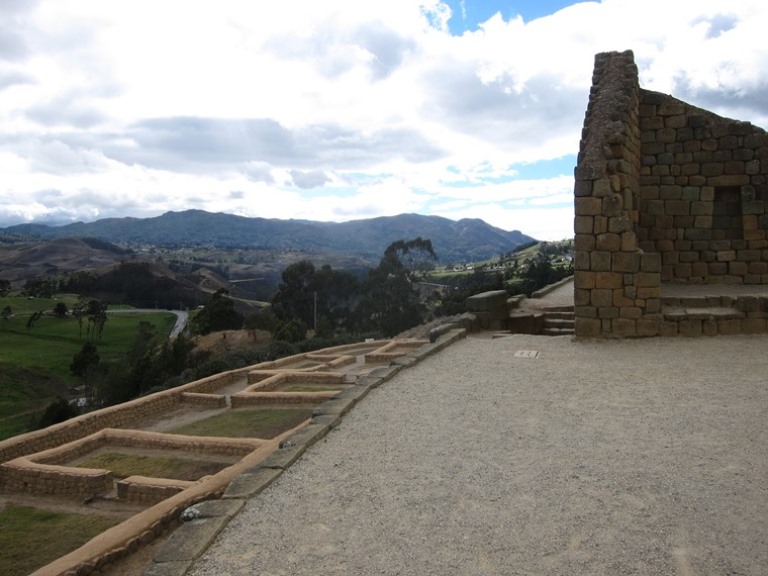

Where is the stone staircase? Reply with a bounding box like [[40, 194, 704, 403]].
[[541, 306, 575, 336]]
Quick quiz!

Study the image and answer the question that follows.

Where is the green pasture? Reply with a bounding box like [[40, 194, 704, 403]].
[[78, 451, 227, 481], [170, 408, 313, 439], [0, 505, 119, 576], [0, 295, 178, 439]]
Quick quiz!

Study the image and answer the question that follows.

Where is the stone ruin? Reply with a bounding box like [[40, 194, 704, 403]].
[[574, 50, 768, 337]]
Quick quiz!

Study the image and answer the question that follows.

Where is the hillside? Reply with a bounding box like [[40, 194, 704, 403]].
[[0, 238, 128, 285], [3, 211, 535, 264]]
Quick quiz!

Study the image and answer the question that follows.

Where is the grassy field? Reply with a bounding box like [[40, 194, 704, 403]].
[[170, 408, 312, 439], [78, 451, 227, 481], [0, 295, 178, 440], [0, 505, 119, 576]]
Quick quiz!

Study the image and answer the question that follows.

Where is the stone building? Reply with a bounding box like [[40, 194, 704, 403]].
[[574, 50, 768, 337]]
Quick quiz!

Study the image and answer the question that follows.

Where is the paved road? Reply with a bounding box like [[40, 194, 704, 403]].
[[190, 332, 768, 576], [107, 308, 188, 339]]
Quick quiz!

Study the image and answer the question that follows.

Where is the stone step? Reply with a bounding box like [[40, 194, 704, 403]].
[[663, 306, 744, 321], [543, 317, 575, 328], [540, 305, 575, 314], [543, 311, 575, 320], [542, 326, 575, 336]]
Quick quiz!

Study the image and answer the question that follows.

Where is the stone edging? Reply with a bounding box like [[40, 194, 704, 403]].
[[143, 327, 468, 576], [531, 275, 574, 299]]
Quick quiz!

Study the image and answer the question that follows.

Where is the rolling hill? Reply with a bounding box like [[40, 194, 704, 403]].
[[3, 211, 535, 264]]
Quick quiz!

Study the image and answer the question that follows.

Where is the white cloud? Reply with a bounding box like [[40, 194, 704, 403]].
[[1, 0, 767, 240]]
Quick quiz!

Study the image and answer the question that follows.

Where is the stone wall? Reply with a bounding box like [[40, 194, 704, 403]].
[[637, 92, 768, 284], [574, 50, 662, 337], [574, 50, 768, 337]]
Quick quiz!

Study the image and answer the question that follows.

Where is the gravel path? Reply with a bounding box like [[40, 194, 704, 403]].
[[190, 333, 768, 576]]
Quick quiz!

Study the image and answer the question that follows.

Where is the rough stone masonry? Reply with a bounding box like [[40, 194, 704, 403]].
[[574, 50, 768, 337]]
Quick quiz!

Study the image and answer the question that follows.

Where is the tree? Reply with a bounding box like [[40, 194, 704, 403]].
[[272, 260, 359, 333], [53, 302, 69, 318], [72, 297, 108, 341], [38, 397, 80, 428], [70, 342, 100, 408], [1, 305, 12, 320], [356, 238, 437, 337], [23, 278, 56, 298], [0, 278, 10, 296], [273, 318, 308, 343], [192, 289, 243, 335]]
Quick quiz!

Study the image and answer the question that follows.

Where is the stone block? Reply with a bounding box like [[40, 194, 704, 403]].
[[741, 318, 767, 334], [646, 200, 664, 216], [690, 201, 713, 215], [729, 261, 748, 276], [612, 251, 640, 273], [664, 200, 690, 215], [466, 290, 509, 312], [574, 288, 590, 306], [717, 250, 736, 262], [612, 318, 637, 337], [591, 251, 612, 272], [574, 234, 595, 251], [674, 215, 695, 228], [621, 231, 638, 252], [703, 319, 719, 336], [574, 215, 594, 234], [591, 289, 613, 307], [575, 305, 597, 318], [675, 263, 692, 278], [598, 306, 619, 319], [640, 253, 661, 272], [660, 321, 679, 336], [575, 197, 603, 215], [574, 179, 593, 197], [596, 272, 623, 289], [645, 299, 661, 314], [596, 233, 621, 251], [575, 318, 601, 338], [708, 175, 750, 187], [574, 271, 596, 289], [574, 250, 591, 271], [660, 185, 682, 199], [635, 272, 660, 287], [619, 307, 642, 319], [691, 262, 709, 278], [594, 215, 608, 233], [636, 287, 660, 300], [678, 319, 702, 336], [637, 317, 661, 336]]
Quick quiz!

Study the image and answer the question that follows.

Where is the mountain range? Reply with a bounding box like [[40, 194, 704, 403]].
[[2, 210, 535, 264]]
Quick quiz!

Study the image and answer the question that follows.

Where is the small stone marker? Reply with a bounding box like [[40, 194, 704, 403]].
[[514, 350, 539, 358]]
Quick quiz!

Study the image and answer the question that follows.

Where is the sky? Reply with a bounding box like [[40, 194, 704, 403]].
[[1, 1, 767, 241]]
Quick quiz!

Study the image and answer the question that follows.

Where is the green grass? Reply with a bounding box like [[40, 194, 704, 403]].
[[0, 295, 178, 440], [169, 408, 312, 439], [77, 451, 227, 481], [0, 505, 119, 576]]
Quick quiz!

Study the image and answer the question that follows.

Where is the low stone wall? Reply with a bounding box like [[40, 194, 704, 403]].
[[245, 371, 347, 391], [0, 429, 266, 499], [179, 366, 253, 394], [230, 392, 336, 408], [661, 294, 768, 336], [365, 340, 426, 362], [0, 458, 112, 497], [181, 392, 228, 408], [0, 393, 181, 464], [465, 290, 510, 330], [117, 476, 194, 505]]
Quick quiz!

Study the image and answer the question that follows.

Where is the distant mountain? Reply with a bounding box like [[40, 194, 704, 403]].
[[3, 211, 535, 263]]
